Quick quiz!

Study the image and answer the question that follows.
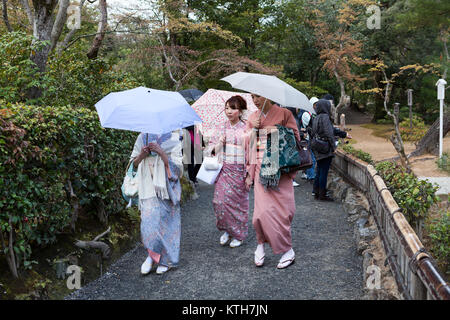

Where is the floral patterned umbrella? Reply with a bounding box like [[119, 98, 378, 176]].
[[190, 89, 258, 138]]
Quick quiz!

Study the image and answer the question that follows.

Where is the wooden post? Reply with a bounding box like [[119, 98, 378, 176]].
[[340, 113, 346, 131], [407, 89, 413, 129]]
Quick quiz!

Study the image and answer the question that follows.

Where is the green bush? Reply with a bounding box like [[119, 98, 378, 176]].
[[341, 144, 374, 165], [0, 32, 43, 104], [0, 31, 140, 108], [375, 161, 440, 238], [399, 115, 428, 142], [426, 210, 450, 273], [0, 102, 136, 277], [43, 45, 140, 108], [436, 153, 450, 174]]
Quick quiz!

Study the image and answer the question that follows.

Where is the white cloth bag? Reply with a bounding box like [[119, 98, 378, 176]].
[[196, 156, 223, 184]]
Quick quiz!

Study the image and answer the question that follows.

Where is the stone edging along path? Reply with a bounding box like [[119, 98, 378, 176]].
[[327, 170, 401, 300]]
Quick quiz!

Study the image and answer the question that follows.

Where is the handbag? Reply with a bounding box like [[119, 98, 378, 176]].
[[196, 126, 226, 184], [121, 160, 139, 207], [196, 156, 223, 184], [296, 139, 313, 170], [311, 134, 330, 154], [203, 156, 221, 170], [310, 115, 330, 154]]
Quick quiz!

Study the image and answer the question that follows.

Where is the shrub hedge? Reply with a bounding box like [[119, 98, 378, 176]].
[[341, 144, 374, 165], [0, 102, 136, 277], [375, 161, 440, 238], [426, 210, 450, 273]]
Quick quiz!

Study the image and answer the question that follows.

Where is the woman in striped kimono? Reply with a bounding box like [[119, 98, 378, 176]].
[[209, 96, 250, 248], [130, 131, 183, 275]]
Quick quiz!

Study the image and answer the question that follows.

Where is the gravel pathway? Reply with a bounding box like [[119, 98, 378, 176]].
[[66, 175, 363, 300]]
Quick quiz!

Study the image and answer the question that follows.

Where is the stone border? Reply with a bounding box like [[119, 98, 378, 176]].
[[331, 149, 450, 300], [328, 171, 401, 299]]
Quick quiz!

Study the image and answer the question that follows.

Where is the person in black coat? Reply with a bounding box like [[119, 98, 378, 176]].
[[310, 99, 336, 201], [185, 125, 202, 184]]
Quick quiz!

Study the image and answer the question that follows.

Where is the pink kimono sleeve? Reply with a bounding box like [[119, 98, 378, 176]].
[[245, 114, 257, 182]]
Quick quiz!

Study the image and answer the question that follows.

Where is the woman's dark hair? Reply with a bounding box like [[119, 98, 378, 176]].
[[225, 95, 247, 111]]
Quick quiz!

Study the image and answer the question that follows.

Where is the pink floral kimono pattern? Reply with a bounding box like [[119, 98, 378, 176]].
[[210, 120, 249, 241]]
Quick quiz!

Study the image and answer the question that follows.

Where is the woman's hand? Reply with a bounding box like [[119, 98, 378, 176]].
[[134, 146, 150, 168], [245, 173, 253, 191], [219, 135, 226, 145], [147, 142, 172, 179], [141, 146, 151, 158], [250, 118, 261, 129], [147, 142, 163, 155], [264, 125, 277, 132]]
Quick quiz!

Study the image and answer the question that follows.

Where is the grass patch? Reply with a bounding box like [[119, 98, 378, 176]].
[[360, 123, 394, 139]]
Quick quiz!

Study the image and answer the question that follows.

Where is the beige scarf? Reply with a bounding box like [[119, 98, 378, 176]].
[[130, 131, 183, 201]]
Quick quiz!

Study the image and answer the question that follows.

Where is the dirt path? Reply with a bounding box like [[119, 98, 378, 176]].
[[346, 124, 449, 177], [66, 179, 364, 300]]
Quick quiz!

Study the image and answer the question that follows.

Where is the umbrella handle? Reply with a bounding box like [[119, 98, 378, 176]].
[[258, 98, 268, 120], [255, 98, 268, 144]]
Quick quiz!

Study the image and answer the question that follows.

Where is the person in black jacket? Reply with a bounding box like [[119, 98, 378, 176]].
[[308, 96, 352, 198], [310, 99, 336, 201]]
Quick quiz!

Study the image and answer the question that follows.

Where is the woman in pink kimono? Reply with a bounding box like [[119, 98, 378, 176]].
[[245, 94, 300, 269], [209, 96, 250, 248]]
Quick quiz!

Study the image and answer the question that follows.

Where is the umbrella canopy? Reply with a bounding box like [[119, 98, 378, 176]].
[[221, 72, 314, 114], [190, 89, 258, 138], [178, 88, 204, 102], [95, 86, 202, 134]]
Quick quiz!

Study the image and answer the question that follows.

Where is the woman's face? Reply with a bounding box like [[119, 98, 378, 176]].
[[225, 103, 241, 122], [251, 94, 266, 110]]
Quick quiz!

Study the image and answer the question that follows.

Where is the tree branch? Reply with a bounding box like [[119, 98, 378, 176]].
[[86, 0, 107, 59], [56, 0, 86, 54], [157, 34, 180, 87], [20, 0, 34, 28], [49, 0, 70, 52], [74, 227, 111, 259]]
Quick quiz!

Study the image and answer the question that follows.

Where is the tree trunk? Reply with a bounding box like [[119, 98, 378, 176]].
[[391, 103, 412, 172], [334, 70, 348, 125], [95, 198, 108, 225], [27, 0, 58, 100], [372, 70, 387, 122], [2, 0, 12, 31], [86, 0, 107, 59], [0, 223, 18, 278], [49, 0, 70, 52], [440, 29, 449, 80], [66, 180, 80, 233], [7, 216, 19, 278]]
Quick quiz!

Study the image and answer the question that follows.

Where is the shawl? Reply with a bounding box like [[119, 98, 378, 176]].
[[130, 131, 183, 201], [259, 125, 301, 190]]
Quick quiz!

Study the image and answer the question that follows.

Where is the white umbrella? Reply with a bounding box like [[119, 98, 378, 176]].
[[221, 72, 315, 114], [95, 86, 202, 134]]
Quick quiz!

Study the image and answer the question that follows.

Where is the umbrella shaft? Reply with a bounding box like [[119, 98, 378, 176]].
[[258, 99, 268, 120]]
